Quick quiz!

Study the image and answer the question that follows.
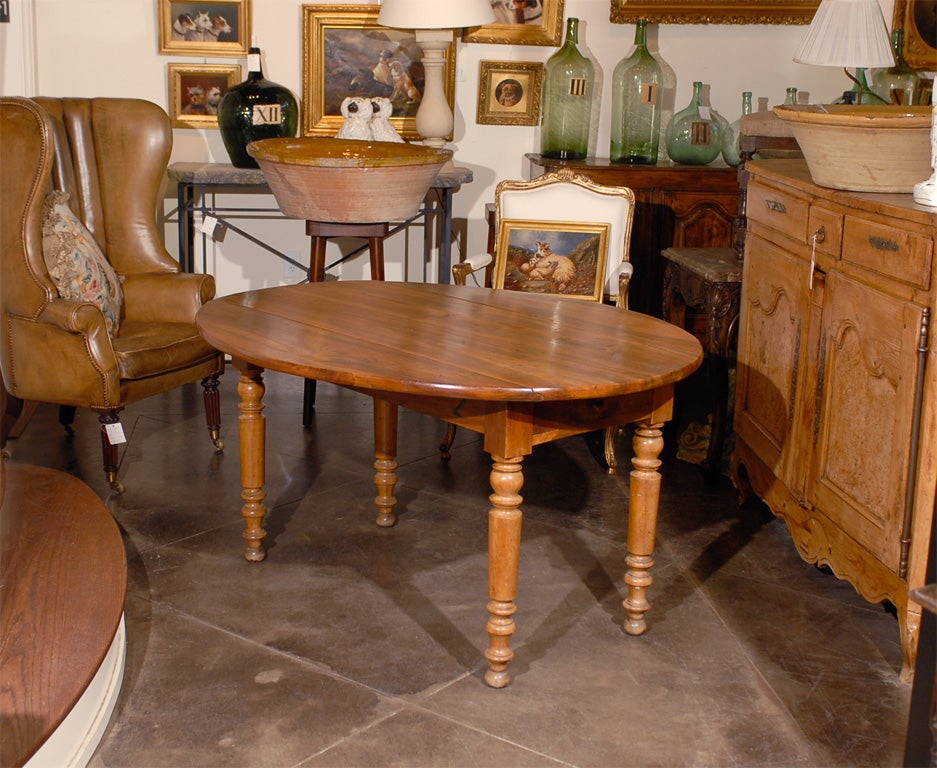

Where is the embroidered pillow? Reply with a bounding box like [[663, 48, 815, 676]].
[[41, 190, 123, 336]]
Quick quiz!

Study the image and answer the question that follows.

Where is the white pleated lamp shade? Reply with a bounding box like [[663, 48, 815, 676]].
[[793, 0, 894, 67], [377, 0, 496, 29]]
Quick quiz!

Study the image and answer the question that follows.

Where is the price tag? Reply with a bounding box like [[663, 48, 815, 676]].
[[199, 214, 218, 235], [105, 422, 127, 445]]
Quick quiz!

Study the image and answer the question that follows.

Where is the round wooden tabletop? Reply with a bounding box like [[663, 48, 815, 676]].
[[197, 282, 702, 402]]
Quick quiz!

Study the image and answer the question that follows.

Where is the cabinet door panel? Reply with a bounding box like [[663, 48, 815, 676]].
[[735, 234, 809, 481], [807, 270, 925, 572]]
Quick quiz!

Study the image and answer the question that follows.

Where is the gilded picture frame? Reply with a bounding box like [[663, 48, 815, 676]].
[[494, 219, 610, 301], [477, 61, 543, 126], [609, 0, 818, 24], [158, 0, 250, 56], [463, 0, 565, 45], [302, 5, 456, 140], [168, 63, 241, 129], [893, 0, 937, 73]]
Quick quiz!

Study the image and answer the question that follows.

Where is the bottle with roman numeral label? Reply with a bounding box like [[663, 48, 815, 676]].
[[664, 81, 722, 165], [219, 45, 299, 168], [540, 17, 594, 160], [610, 19, 662, 164]]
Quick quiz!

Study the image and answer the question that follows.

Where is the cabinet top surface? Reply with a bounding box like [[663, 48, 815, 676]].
[[748, 159, 937, 229]]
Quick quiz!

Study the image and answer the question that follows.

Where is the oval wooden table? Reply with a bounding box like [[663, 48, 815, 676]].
[[197, 281, 702, 687]]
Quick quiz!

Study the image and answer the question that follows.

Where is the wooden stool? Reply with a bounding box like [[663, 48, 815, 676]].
[[303, 221, 389, 426], [662, 247, 742, 482]]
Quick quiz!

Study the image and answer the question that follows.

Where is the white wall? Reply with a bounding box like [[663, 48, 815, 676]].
[[3, 0, 893, 295]]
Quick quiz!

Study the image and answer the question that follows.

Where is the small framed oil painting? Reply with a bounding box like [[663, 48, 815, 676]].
[[168, 63, 241, 129], [494, 219, 610, 301], [158, 0, 251, 56], [477, 61, 543, 126], [463, 0, 565, 45]]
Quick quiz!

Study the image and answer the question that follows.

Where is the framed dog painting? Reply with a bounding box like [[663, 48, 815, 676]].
[[609, 0, 818, 24], [494, 219, 610, 301], [463, 0, 565, 45], [302, 5, 456, 140], [158, 0, 251, 56], [168, 64, 241, 129], [893, 0, 937, 76], [477, 61, 543, 126]]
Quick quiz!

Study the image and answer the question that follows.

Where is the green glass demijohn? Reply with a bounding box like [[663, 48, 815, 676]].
[[540, 17, 594, 160], [721, 91, 752, 168], [218, 46, 299, 168], [872, 28, 918, 105], [610, 19, 663, 164], [665, 81, 722, 165]]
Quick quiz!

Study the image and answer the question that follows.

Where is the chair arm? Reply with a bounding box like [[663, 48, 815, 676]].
[[452, 253, 493, 286], [608, 262, 634, 309], [7, 300, 121, 406], [121, 272, 216, 324]]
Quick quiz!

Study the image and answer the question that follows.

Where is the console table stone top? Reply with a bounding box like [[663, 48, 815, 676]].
[[168, 162, 473, 190]]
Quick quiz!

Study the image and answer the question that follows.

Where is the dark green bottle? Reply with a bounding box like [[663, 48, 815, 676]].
[[218, 46, 299, 168], [540, 18, 594, 160]]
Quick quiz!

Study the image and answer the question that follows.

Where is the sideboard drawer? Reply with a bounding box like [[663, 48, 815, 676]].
[[747, 181, 810, 244], [842, 216, 933, 290], [807, 206, 843, 260]]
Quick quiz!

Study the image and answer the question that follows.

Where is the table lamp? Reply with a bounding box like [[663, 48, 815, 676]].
[[378, 0, 495, 161], [793, 0, 894, 104]]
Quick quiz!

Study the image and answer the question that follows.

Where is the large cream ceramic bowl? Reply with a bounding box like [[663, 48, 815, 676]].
[[247, 137, 452, 223], [773, 105, 931, 193]]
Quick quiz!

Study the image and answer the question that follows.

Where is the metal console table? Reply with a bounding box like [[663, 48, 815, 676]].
[[168, 162, 473, 284]]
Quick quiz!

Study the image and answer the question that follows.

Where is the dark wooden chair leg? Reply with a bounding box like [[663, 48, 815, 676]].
[[201, 374, 223, 451], [303, 379, 317, 428], [97, 409, 124, 493], [59, 404, 77, 436]]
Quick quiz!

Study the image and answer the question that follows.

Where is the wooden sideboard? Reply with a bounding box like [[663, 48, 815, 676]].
[[733, 158, 937, 680], [526, 154, 739, 317]]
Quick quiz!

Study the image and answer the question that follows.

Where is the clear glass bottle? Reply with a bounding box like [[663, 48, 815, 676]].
[[784, 87, 798, 105], [851, 67, 889, 105], [218, 46, 299, 168], [610, 19, 662, 164], [872, 28, 918, 105], [665, 81, 722, 165], [540, 17, 594, 160], [721, 91, 752, 168]]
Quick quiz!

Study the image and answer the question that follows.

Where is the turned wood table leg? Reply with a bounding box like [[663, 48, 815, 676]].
[[373, 397, 398, 528], [484, 454, 524, 688], [623, 422, 664, 636], [237, 364, 267, 562]]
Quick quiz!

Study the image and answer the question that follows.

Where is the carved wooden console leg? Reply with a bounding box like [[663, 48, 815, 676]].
[[623, 422, 664, 636], [237, 364, 267, 562], [373, 397, 398, 528], [484, 454, 524, 688]]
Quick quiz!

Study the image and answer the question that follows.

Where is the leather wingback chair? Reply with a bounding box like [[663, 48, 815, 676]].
[[0, 96, 224, 492]]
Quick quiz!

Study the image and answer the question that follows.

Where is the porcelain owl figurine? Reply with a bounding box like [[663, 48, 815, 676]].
[[369, 97, 404, 143], [336, 97, 374, 141]]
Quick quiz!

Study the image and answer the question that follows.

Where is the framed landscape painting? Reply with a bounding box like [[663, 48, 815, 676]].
[[494, 219, 609, 301], [302, 4, 455, 139]]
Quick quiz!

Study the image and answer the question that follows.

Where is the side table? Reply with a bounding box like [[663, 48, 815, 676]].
[[167, 162, 473, 284], [661, 247, 741, 481]]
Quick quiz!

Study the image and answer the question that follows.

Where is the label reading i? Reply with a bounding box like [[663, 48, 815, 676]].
[[641, 83, 658, 104]]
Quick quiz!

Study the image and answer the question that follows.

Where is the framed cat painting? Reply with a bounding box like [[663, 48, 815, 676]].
[[494, 219, 609, 301]]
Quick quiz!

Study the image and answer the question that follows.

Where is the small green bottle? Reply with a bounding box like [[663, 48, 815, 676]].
[[610, 19, 663, 164], [721, 91, 752, 168], [540, 17, 594, 160], [665, 81, 722, 165]]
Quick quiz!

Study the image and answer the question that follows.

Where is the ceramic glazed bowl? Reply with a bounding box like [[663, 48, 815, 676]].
[[247, 137, 452, 223], [773, 105, 931, 193]]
